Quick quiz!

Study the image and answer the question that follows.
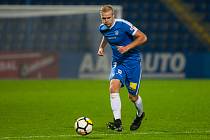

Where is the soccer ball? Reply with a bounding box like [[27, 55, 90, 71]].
[[74, 117, 93, 135]]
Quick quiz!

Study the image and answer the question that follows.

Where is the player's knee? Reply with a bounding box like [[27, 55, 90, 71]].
[[109, 84, 119, 93], [128, 94, 138, 102], [109, 79, 121, 93]]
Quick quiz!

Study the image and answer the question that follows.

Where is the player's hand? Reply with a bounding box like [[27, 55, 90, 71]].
[[117, 46, 129, 54], [97, 47, 104, 56]]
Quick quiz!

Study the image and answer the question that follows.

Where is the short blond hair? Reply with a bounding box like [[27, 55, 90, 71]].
[[100, 5, 114, 14]]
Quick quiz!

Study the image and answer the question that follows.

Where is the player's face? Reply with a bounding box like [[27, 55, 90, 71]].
[[100, 10, 114, 27]]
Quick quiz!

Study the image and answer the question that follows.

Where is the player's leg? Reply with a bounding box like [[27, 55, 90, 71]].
[[128, 94, 144, 118], [109, 79, 121, 120], [129, 94, 145, 131], [107, 79, 122, 131], [125, 61, 145, 131], [107, 63, 125, 131]]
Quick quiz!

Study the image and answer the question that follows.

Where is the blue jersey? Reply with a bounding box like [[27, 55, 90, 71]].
[[99, 19, 142, 63]]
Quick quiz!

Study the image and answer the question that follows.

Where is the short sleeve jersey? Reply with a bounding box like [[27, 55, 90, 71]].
[[99, 19, 142, 62]]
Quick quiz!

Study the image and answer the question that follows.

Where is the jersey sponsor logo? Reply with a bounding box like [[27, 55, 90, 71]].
[[114, 30, 119, 35], [130, 82, 137, 90]]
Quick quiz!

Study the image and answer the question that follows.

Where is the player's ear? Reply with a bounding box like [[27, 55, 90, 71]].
[[113, 10, 116, 18]]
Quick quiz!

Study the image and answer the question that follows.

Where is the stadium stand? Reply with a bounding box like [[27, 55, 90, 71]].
[[0, 0, 209, 52]]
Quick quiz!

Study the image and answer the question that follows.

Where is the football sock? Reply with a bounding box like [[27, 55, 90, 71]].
[[110, 93, 121, 120], [134, 96, 143, 117]]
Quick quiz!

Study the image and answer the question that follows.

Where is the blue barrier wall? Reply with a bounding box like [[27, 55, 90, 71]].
[[185, 53, 210, 78], [58, 52, 210, 79]]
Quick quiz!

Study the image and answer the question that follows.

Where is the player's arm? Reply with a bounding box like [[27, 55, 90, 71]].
[[97, 36, 108, 56], [118, 30, 147, 54]]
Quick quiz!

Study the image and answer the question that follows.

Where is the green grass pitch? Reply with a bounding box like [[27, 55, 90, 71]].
[[0, 79, 210, 140]]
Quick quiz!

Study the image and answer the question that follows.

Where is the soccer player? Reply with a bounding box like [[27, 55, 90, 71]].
[[97, 5, 147, 131]]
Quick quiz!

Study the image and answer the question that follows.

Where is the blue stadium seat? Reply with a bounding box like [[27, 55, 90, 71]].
[[0, 0, 209, 52]]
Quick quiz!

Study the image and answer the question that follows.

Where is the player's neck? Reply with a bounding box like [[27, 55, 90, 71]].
[[109, 19, 116, 29]]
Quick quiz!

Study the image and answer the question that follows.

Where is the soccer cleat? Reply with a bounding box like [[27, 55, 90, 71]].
[[130, 112, 145, 131], [107, 119, 122, 132]]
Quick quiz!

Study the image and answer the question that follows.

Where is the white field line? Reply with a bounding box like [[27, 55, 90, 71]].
[[0, 131, 210, 139]]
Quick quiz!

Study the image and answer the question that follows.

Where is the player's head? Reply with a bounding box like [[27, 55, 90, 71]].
[[100, 5, 115, 27]]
